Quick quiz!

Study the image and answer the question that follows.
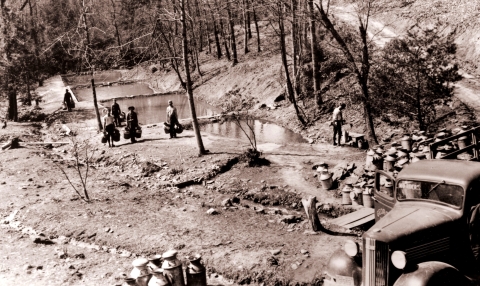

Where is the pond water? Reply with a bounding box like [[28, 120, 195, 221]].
[[73, 83, 153, 102], [200, 119, 307, 144], [106, 93, 220, 125], [63, 70, 123, 86]]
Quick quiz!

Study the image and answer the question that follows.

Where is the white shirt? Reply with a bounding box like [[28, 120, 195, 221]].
[[333, 107, 343, 121]]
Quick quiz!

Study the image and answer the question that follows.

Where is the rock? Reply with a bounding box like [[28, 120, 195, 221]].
[[206, 208, 218, 215], [300, 249, 309, 254], [23, 264, 33, 270], [32, 236, 54, 245], [120, 251, 132, 258], [0, 181, 5, 184], [332, 168, 346, 182], [255, 208, 265, 214], [221, 198, 232, 207], [291, 263, 299, 270], [307, 138, 314, 144], [58, 251, 67, 259], [74, 253, 85, 259], [281, 215, 299, 224], [104, 227, 110, 233], [346, 163, 356, 172], [27, 178, 33, 182], [303, 230, 318, 235], [270, 249, 281, 255], [36, 265, 43, 270], [68, 265, 75, 269], [126, 224, 132, 227]]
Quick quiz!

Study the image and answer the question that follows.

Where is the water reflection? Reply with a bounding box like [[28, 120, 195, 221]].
[[108, 94, 220, 125], [200, 119, 306, 144], [74, 84, 153, 102]]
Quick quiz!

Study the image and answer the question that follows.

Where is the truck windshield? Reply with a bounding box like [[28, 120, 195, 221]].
[[396, 180, 464, 208]]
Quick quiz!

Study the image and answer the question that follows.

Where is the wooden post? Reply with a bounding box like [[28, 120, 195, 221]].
[[91, 79, 103, 131], [302, 196, 323, 232]]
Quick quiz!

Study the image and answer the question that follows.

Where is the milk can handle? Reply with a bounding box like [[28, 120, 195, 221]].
[[165, 272, 174, 285]]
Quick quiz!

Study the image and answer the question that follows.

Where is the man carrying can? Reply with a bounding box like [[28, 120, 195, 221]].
[[332, 103, 346, 146], [111, 99, 121, 127]]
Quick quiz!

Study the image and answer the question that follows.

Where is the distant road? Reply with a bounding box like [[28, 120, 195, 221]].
[[330, 4, 480, 117]]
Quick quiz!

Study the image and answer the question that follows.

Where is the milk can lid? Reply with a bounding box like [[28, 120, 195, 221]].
[[162, 250, 178, 259], [458, 136, 468, 140], [367, 149, 376, 156], [132, 258, 149, 267]]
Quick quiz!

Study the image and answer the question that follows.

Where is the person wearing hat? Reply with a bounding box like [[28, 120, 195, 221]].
[[103, 108, 116, 147], [166, 100, 179, 139], [332, 103, 348, 146], [127, 106, 138, 143], [111, 99, 122, 127], [64, 89, 73, 112]]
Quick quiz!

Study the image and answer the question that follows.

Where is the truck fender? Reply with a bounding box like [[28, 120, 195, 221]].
[[393, 261, 472, 286], [324, 248, 361, 286]]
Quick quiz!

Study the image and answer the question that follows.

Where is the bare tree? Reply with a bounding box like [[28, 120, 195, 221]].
[[316, 0, 378, 144], [53, 137, 95, 203], [181, 0, 207, 156]]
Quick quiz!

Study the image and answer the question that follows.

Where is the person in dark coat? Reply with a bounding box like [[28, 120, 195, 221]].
[[64, 89, 73, 112], [166, 100, 179, 139], [111, 99, 121, 127], [127, 106, 138, 143]]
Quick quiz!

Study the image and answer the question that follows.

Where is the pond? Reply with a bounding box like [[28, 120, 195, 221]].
[[106, 94, 306, 144], [200, 119, 307, 144], [73, 83, 153, 102], [63, 70, 123, 86], [104, 93, 220, 125]]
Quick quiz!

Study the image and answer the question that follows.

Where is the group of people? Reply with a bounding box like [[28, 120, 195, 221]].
[[101, 99, 180, 147]]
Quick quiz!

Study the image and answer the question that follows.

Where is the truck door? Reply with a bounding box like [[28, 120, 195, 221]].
[[374, 171, 396, 221]]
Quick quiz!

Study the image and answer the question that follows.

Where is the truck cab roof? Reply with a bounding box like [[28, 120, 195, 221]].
[[397, 159, 480, 189]]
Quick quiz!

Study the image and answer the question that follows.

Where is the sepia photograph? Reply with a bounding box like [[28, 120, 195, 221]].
[[0, 0, 479, 285]]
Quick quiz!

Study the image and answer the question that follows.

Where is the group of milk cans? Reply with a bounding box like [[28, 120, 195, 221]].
[[124, 250, 207, 286]]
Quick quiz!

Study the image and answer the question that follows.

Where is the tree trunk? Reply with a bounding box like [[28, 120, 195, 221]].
[[253, 4, 261, 52], [215, 0, 230, 60], [291, 0, 298, 96], [28, 0, 42, 86], [316, 2, 377, 144], [246, 0, 252, 39], [416, 64, 424, 130], [242, 0, 249, 54], [279, 3, 306, 126], [207, 0, 222, 59], [301, 196, 323, 232], [110, 0, 122, 47], [194, 0, 204, 52], [181, 0, 206, 156], [8, 88, 18, 122], [309, 0, 321, 106], [91, 79, 103, 131], [82, 0, 102, 131], [226, 0, 238, 65]]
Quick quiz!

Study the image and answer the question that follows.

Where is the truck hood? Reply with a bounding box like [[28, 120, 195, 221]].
[[365, 204, 461, 244]]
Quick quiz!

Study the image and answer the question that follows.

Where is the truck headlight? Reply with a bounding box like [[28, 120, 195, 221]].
[[391, 251, 407, 269], [344, 240, 359, 257]]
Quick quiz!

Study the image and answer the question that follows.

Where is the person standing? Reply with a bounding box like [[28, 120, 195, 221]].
[[64, 89, 73, 112], [332, 103, 346, 146], [166, 100, 179, 139], [127, 106, 138, 144], [111, 99, 121, 127], [103, 108, 115, 147]]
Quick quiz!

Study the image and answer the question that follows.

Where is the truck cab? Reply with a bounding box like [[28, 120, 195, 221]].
[[324, 159, 480, 285]]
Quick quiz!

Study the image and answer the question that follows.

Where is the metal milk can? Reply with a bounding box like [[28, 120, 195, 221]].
[[363, 186, 374, 208], [351, 184, 363, 206], [457, 136, 468, 149], [401, 135, 412, 152], [384, 155, 397, 172], [149, 269, 171, 286], [131, 258, 150, 279], [162, 250, 185, 286], [319, 170, 333, 190], [372, 153, 383, 171], [186, 255, 207, 286], [149, 254, 163, 271], [342, 183, 353, 205]]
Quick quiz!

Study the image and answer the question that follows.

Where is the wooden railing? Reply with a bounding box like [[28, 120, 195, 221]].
[[429, 127, 480, 161]]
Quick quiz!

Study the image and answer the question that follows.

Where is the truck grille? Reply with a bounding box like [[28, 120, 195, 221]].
[[406, 237, 450, 261], [363, 237, 389, 286]]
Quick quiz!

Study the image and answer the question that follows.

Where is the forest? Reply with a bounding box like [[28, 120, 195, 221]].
[[0, 0, 462, 144]]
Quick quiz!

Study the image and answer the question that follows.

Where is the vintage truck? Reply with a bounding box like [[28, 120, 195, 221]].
[[324, 127, 480, 286]]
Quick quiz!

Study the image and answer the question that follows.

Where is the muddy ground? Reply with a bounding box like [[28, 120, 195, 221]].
[[0, 74, 370, 286]]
